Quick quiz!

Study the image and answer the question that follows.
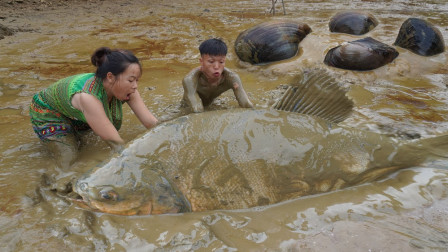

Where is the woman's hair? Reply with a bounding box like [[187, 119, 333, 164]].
[[91, 47, 142, 79]]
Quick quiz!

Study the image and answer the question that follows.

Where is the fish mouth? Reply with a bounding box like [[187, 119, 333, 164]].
[[72, 177, 191, 215], [71, 186, 147, 215], [71, 191, 191, 216]]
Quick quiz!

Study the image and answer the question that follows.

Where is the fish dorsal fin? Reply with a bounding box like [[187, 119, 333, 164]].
[[272, 68, 354, 123]]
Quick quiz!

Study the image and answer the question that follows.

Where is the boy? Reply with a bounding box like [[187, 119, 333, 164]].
[[182, 38, 253, 113]]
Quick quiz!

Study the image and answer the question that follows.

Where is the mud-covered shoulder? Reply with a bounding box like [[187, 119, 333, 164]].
[[221, 67, 243, 86]]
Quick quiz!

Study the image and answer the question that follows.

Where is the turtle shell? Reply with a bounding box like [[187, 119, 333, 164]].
[[324, 37, 399, 71], [234, 20, 311, 65], [329, 11, 378, 35], [394, 18, 445, 56]]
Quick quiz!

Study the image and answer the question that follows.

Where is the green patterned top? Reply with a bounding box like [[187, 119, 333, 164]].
[[37, 73, 123, 131]]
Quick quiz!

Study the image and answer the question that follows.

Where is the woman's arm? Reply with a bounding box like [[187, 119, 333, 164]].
[[127, 90, 158, 129], [71, 92, 124, 150]]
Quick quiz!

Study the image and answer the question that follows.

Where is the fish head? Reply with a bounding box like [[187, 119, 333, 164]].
[[73, 160, 191, 215]]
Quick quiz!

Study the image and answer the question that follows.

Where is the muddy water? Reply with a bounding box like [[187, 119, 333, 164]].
[[1, 0, 448, 250]]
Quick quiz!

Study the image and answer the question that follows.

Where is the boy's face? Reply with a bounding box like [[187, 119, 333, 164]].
[[200, 54, 226, 80]]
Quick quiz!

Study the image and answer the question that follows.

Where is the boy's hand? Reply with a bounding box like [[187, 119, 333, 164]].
[[191, 102, 204, 113]]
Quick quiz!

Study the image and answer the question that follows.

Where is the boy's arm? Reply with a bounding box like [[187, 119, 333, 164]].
[[229, 71, 254, 109], [182, 68, 204, 113]]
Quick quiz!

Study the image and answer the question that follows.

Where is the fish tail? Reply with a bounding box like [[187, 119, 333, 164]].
[[272, 68, 354, 123], [352, 135, 448, 186], [383, 135, 448, 169], [401, 135, 448, 161]]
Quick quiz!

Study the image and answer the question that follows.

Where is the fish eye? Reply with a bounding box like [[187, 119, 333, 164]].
[[99, 189, 119, 201], [78, 182, 88, 192]]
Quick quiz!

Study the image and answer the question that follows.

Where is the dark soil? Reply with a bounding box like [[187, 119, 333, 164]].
[[0, 0, 105, 39]]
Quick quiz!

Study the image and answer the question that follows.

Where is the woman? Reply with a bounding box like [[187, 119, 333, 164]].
[[29, 47, 158, 168]]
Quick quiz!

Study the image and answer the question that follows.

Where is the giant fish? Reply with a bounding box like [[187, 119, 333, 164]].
[[72, 109, 448, 215]]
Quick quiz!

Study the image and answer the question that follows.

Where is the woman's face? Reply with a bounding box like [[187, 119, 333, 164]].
[[111, 63, 141, 101]]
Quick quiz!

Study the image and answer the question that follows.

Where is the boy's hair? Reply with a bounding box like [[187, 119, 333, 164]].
[[199, 38, 227, 56]]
